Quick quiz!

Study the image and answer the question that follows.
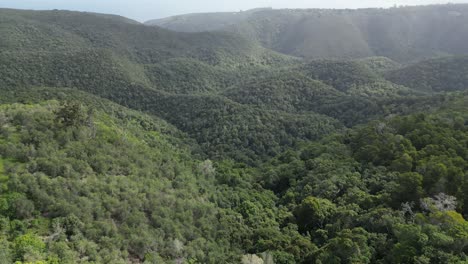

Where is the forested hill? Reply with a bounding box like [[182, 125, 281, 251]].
[[386, 55, 468, 92], [146, 4, 468, 62], [1, 8, 468, 163], [1, 7, 468, 264], [0, 8, 289, 65]]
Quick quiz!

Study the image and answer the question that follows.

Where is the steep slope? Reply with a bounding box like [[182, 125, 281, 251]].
[[0, 8, 450, 164], [386, 55, 468, 92], [0, 7, 295, 97], [223, 71, 343, 112], [147, 4, 468, 62], [146, 8, 272, 32], [298, 60, 415, 97], [0, 49, 152, 91], [2, 6, 468, 264], [143, 57, 281, 94], [0, 88, 335, 263], [1, 9, 331, 163], [142, 93, 342, 164], [221, 61, 434, 127], [257, 93, 468, 263], [0, 92, 228, 263], [0, 8, 460, 165], [0, 8, 291, 67], [299, 60, 381, 92]]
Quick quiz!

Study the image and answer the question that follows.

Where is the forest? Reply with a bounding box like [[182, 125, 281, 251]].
[[0, 5, 467, 264]]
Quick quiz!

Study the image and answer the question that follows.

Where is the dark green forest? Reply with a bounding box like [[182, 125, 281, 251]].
[[0, 6, 467, 264], [146, 4, 468, 62]]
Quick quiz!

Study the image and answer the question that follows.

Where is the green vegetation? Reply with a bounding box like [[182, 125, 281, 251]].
[[357, 56, 401, 74], [0, 92, 466, 263], [0, 99, 238, 263], [147, 4, 468, 62], [386, 56, 468, 92], [0, 7, 467, 264], [257, 94, 468, 263]]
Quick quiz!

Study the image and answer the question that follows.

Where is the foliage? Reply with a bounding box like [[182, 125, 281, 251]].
[[0, 7, 467, 264], [386, 56, 468, 92], [147, 4, 468, 62]]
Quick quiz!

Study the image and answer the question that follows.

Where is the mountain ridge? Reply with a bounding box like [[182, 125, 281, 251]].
[[1, 7, 468, 263], [146, 4, 468, 62]]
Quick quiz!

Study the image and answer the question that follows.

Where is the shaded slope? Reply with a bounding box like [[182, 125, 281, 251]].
[[146, 8, 272, 32], [147, 4, 468, 62], [386, 55, 468, 92], [0, 9, 341, 164], [220, 60, 443, 127], [0, 49, 152, 91], [0, 8, 458, 165], [299, 60, 381, 92], [0, 8, 296, 96], [0, 50, 337, 164], [357, 56, 401, 74], [0, 8, 290, 66], [223, 71, 343, 112], [144, 94, 343, 164], [298, 60, 414, 97]]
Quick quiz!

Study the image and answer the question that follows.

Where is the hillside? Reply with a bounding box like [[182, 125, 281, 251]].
[[0, 8, 290, 66], [147, 4, 468, 62], [2, 8, 463, 163], [0, 89, 317, 263], [1, 88, 466, 263], [386, 55, 468, 92], [1, 7, 468, 264], [3, 8, 467, 161], [146, 8, 272, 32], [258, 93, 468, 263], [0, 9, 324, 164], [222, 59, 431, 126], [0, 93, 223, 263]]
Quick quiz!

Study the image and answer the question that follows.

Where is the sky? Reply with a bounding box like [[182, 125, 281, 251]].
[[0, 0, 466, 22]]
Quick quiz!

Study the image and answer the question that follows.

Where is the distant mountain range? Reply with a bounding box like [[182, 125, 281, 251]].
[[146, 4, 468, 62]]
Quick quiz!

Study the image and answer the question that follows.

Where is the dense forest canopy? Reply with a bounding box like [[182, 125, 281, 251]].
[[0, 5, 467, 264], [146, 4, 468, 62]]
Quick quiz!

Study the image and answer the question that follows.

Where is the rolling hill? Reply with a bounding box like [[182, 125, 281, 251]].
[[3, 8, 466, 163], [1, 7, 468, 263], [386, 55, 468, 92], [147, 4, 468, 62], [0, 8, 337, 165]]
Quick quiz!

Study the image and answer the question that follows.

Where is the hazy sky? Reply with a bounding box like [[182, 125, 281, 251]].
[[0, 0, 466, 21]]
